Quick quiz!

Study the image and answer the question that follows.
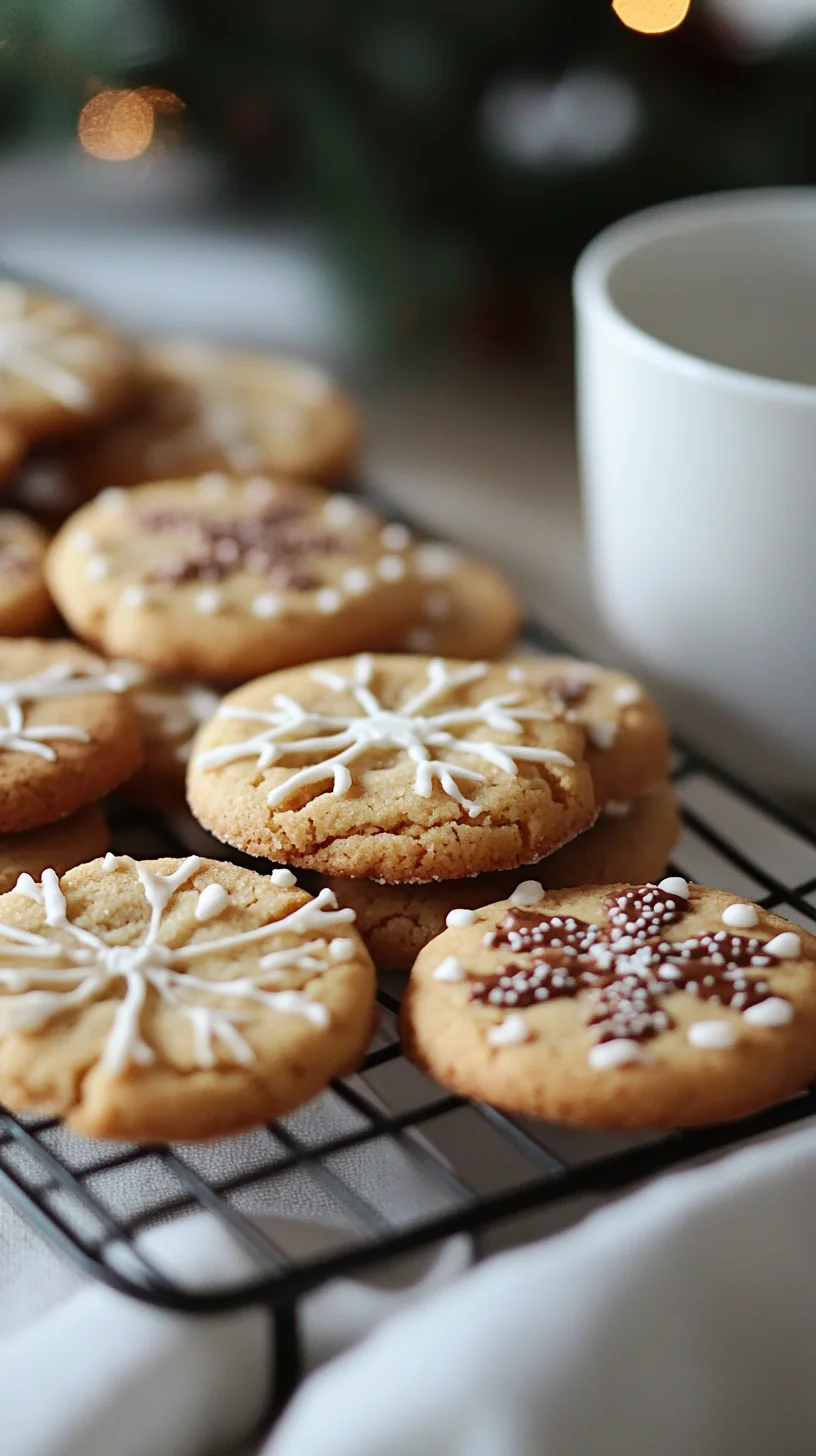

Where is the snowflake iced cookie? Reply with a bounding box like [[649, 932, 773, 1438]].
[[46, 477, 429, 681], [0, 512, 53, 636], [396, 551, 521, 661], [0, 803, 109, 895], [504, 655, 670, 806], [402, 881, 816, 1128], [188, 653, 596, 882], [0, 639, 142, 833], [325, 781, 679, 970], [0, 281, 137, 443], [45, 339, 360, 494], [0, 855, 375, 1139]]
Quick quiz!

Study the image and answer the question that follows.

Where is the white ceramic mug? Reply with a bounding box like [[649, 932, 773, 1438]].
[[574, 189, 816, 798]]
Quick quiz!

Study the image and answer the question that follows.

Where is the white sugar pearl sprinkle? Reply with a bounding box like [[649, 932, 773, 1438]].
[[658, 877, 689, 898], [194, 884, 230, 921], [85, 556, 110, 581], [194, 588, 221, 615], [510, 880, 545, 907], [121, 585, 147, 608], [252, 593, 281, 618], [587, 721, 617, 750], [271, 868, 297, 888], [613, 683, 641, 707], [380, 523, 411, 552], [506, 666, 526, 683], [376, 555, 406, 582], [763, 931, 801, 959], [722, 903, 759, 929], [487, 1014, 530, 1048], [315, 588, 342, 614], [322, 496, 358, 528], [71, 530, 97, 551], [588, 1039, 647, 1070], [687, 1020, 739, 1050], [329, 937, 357, 962], [97, 487, 127, 512], [743, 997, 793, 1027], [342, 568, 371, 596], [446, 908, 476, 928], [433, 955, 467, 982]]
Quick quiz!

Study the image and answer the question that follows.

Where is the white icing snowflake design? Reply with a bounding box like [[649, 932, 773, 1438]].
[[0, 661, 127, 761], [0, 283, 106, 409], [0, 856, 355, 1074], [197, 654, 574, 817]]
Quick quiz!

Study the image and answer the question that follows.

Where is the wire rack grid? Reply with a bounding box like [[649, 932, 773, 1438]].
[[3, 598, 816, 1416]]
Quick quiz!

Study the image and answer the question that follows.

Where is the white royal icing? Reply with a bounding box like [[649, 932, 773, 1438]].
[[603, 800, 631, 817], [743, 996, 794, 1027], [687, 1019, 739, 1050], [0, 862, 353, 1073], [271, 868, 297, 888], [322, 496, 358, 529], [446, 908, 476, 928], [763, 931, 801, 959], [194, 883, 230, 921], [197, 655, 573, 818], [0, 661, 126, 762], [613, 683, 641, 707], [588, 1038, 647, 1070], [85, 556, 110, 581], [722, 902, 759, 929], [252, 593, 281, 619], [0, 286, 103, 409], [96, 487, 128, 512], [121, 585, 148, 609], [658, 877, 689, 898], [587, 720, 618, 750], [486, 1013, 530, 1047], [433, 955, 467, 982], [328, 936, 357, 962], [509, 880, 545, 907]]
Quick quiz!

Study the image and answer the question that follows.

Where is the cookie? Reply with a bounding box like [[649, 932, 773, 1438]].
[[0, 420, 25, 483], [45, 477, 429, 681], [41, 338, 360, 495], [398, 549, 521, 660], [113, 662, 221, 810], [402, 879, 816, 1128], [0, 512, 54, 636], [506, 655, 669, 805], [0, 639, 142, 832], [0, 855, 376, 1139], [0, 280, 137, 442], [188, 653, 596, 882], [326, 781, 679, 970], [0, 803, 109, 894]]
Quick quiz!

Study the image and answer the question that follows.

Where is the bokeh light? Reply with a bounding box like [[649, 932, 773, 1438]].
[[612, 0, 692, 34], [78, 89, 155, 161]]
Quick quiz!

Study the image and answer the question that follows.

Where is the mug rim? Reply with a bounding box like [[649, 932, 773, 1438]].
[[573, 186, 816, 404]]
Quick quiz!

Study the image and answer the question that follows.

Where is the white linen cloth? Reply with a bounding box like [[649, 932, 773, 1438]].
[[268, 1121, 816, 1456]]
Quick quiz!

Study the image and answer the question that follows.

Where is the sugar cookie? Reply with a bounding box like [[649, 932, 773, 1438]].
[[0, 512, 53, 636]]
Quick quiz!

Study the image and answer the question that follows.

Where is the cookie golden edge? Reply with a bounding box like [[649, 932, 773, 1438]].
[[401, 883, 816, 1129]]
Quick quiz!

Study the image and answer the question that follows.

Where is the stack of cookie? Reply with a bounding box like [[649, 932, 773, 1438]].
[[185, 651, 676, 970]]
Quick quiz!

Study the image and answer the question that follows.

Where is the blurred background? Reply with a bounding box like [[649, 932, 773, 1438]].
[[2, 0, 816, 653]]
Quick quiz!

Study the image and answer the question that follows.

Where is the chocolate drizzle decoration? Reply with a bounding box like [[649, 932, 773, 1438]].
[[470, 886, 783, 1047], [138, 504, 344, 589]]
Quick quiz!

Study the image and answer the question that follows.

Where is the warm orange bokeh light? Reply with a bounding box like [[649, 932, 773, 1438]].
[[612, 0, 691, 33], [78, 89, 155, 161]]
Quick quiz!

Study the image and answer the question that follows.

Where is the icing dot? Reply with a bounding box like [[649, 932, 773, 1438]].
[[71, 530, 97, 551], [587, 720, 617, 750], [433, 955, 467, 982], [588, 1038, 647, 1070], [101, 852, 121, 872], [323, 496, 358, 528], [85, 556, 110, 581], [252, 593, 281, 618], [658, 876, 689, 898], [380, 523, 411, 552], [405, 627, 435, 652], [376, 555, 406, 582], [763, 931, 801, 959], [197, 472, 230, 498], [506, 666, 526, 684], [97, 487, 127, 512], [722, 902, 759, 929], [194, 588, 221, 615], [446, 908, 476, 928], [414, 544, 459, 580], [687, 1020, 739, 1050], [510, 880, 545, 907], [271, 868, 297, 888], [486, 1013, 530, 1047], [614, 683, 641, 707], [194, 883, 230, 922], [342, 568, 371, 596], [604, 800, 631, 817], [14, 873, 41, 900], [121, 585, 147, 608], [328, 937, 357, 962], [315, 588, 342, 614], [743, 996, 794, 1027], [424, 591, 452, 621]]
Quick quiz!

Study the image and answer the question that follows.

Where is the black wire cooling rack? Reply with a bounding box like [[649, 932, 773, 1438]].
[[3, 619, 816, 1417]]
